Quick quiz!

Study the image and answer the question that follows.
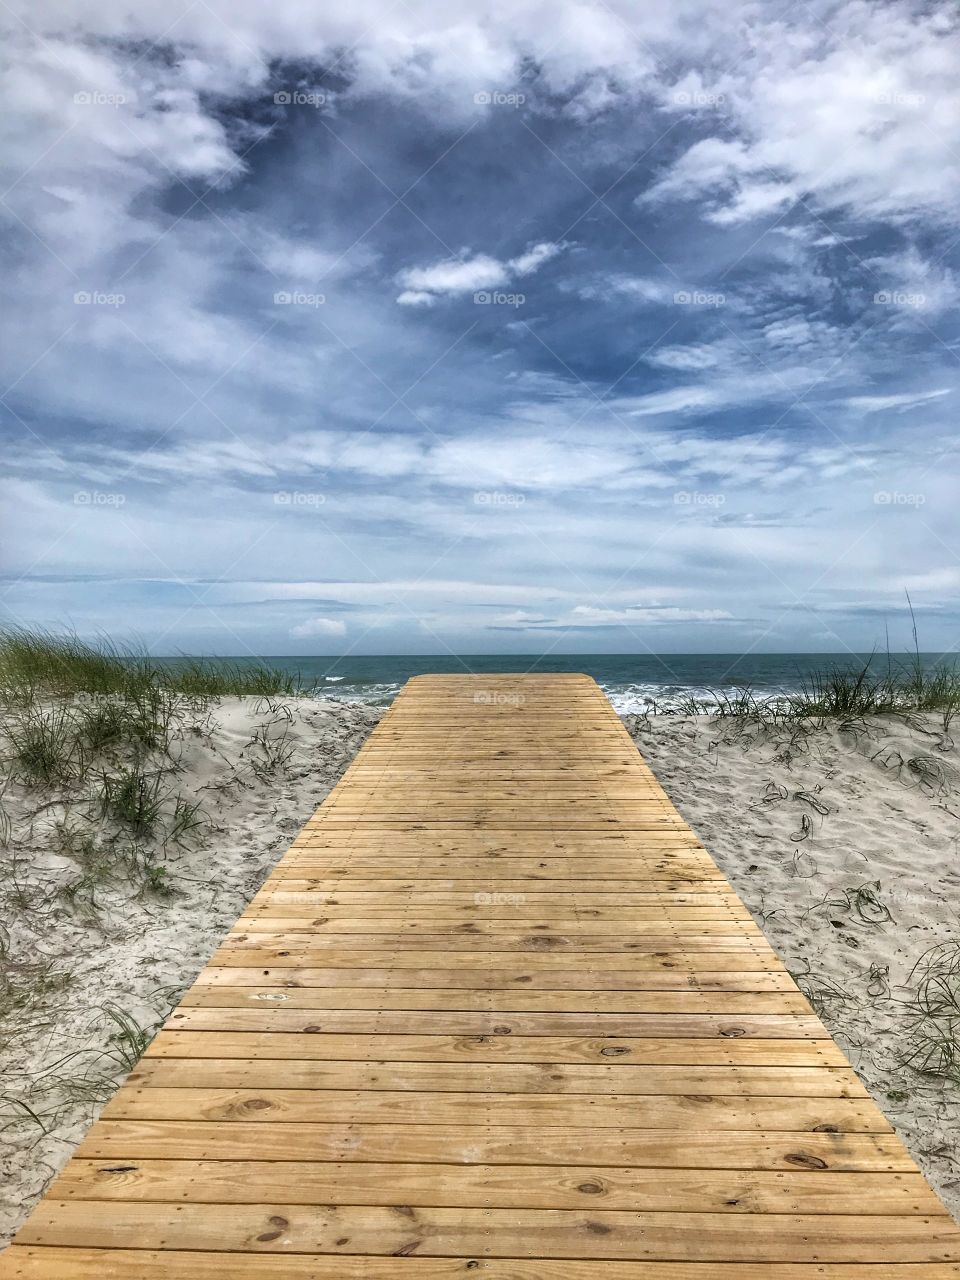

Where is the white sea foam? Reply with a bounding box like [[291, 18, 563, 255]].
[[309, 673, 800, 712], [600, 682, 800, 715], [315, 681, 403, 705]]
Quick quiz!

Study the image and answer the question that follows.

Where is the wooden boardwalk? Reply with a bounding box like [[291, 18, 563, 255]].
[[4, 673, 959, 1277]]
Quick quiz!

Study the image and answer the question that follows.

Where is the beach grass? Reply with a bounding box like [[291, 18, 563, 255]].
[[904, 942, 960, 1086], [665, 653, 960, 723], [0, 628, 305, 906], [793, 654, 960, 719], [0, 627, 299, 699], [711, 600, 959, 722]]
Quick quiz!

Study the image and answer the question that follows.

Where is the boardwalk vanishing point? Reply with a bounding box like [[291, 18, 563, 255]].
[[4, 673, 960, 1277]]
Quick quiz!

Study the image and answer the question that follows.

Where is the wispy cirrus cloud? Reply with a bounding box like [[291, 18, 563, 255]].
[[396, 241, 564, 305]]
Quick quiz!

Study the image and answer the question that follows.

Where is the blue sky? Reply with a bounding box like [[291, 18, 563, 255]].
[[2, 0, 959, 657]]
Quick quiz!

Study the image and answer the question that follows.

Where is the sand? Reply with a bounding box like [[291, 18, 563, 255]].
[[2, 698, 958, 1244], [0, 695, 382, 1247], [625, 710, 960, 1217]]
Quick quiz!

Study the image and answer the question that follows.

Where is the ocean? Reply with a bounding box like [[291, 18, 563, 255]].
[[247, 653, 954, 714]]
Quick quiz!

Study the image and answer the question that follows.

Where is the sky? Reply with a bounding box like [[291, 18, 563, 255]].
[[2, 0, 959, 658]]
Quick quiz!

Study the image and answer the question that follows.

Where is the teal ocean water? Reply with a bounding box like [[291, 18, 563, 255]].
[[225, 653, 956, 714]]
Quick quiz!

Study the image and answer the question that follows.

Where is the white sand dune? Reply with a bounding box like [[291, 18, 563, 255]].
[[626, 711, 960, 1217], [0, 695, 381, 1245]]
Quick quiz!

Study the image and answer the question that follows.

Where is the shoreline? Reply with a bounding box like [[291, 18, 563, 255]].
[[2, 696, 959, 1242]]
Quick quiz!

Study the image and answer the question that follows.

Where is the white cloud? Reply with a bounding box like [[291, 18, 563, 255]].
[[646, 344, 722, 371], [617, 386, 720, 417], [50, 397, 896, 501], [290, 616, 347, 638], [845, 389, 951, 414], [395, 289, 437, 307], [9, 2, 960, 244], [707, 181, 795, 226], [865, 247, 960, 316], [641, 137, 752, 206], [397, 253, 508, 296], [396, 242, 563, 303], [573, 274, 675, 304], [253, 229, 377, 281], [762, 318, 835, 350], [643, 6, 960, 226], [4, 0, 960, 654], [899, 567, 960, 593], [509, 242, 563, 275], [570, 604, 734, 625]]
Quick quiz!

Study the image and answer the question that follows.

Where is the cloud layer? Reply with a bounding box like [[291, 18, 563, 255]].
[[2, 0, 959, 655]]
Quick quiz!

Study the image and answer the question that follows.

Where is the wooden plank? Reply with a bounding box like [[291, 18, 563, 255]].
[[216, 933, 768, 952], [231, 917, 760, 933], [209, 949, 781, 970], [165, 1007, 824, 1034], [177, 985, 814, 1012], [15, 1202, 960, 1261], [271, 869, 725, 880], [270, 862, 724, 878], [265, 829, 711, 841], [51, 1160, 945, 1215], [75, 1121, 917, 1170], [192, 965, 800, 990], [146, 1029, 847, 1066], [102, 1087, 892, 1131], [7, 1249, 959, 1278], [128, 1058, 869, 1097], [6, 673, 957, 1277], [246, 893, 747, 906], [241, 903, 755, 918], [262, 879, 733, 893]]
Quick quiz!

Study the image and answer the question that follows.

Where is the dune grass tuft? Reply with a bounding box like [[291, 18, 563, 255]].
[[666, 655, 960, 727], [0, 629, 297, 905], [903, 942, 960, 1085], [0, 627, 299, 699], [7, 703, 80, 787]]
